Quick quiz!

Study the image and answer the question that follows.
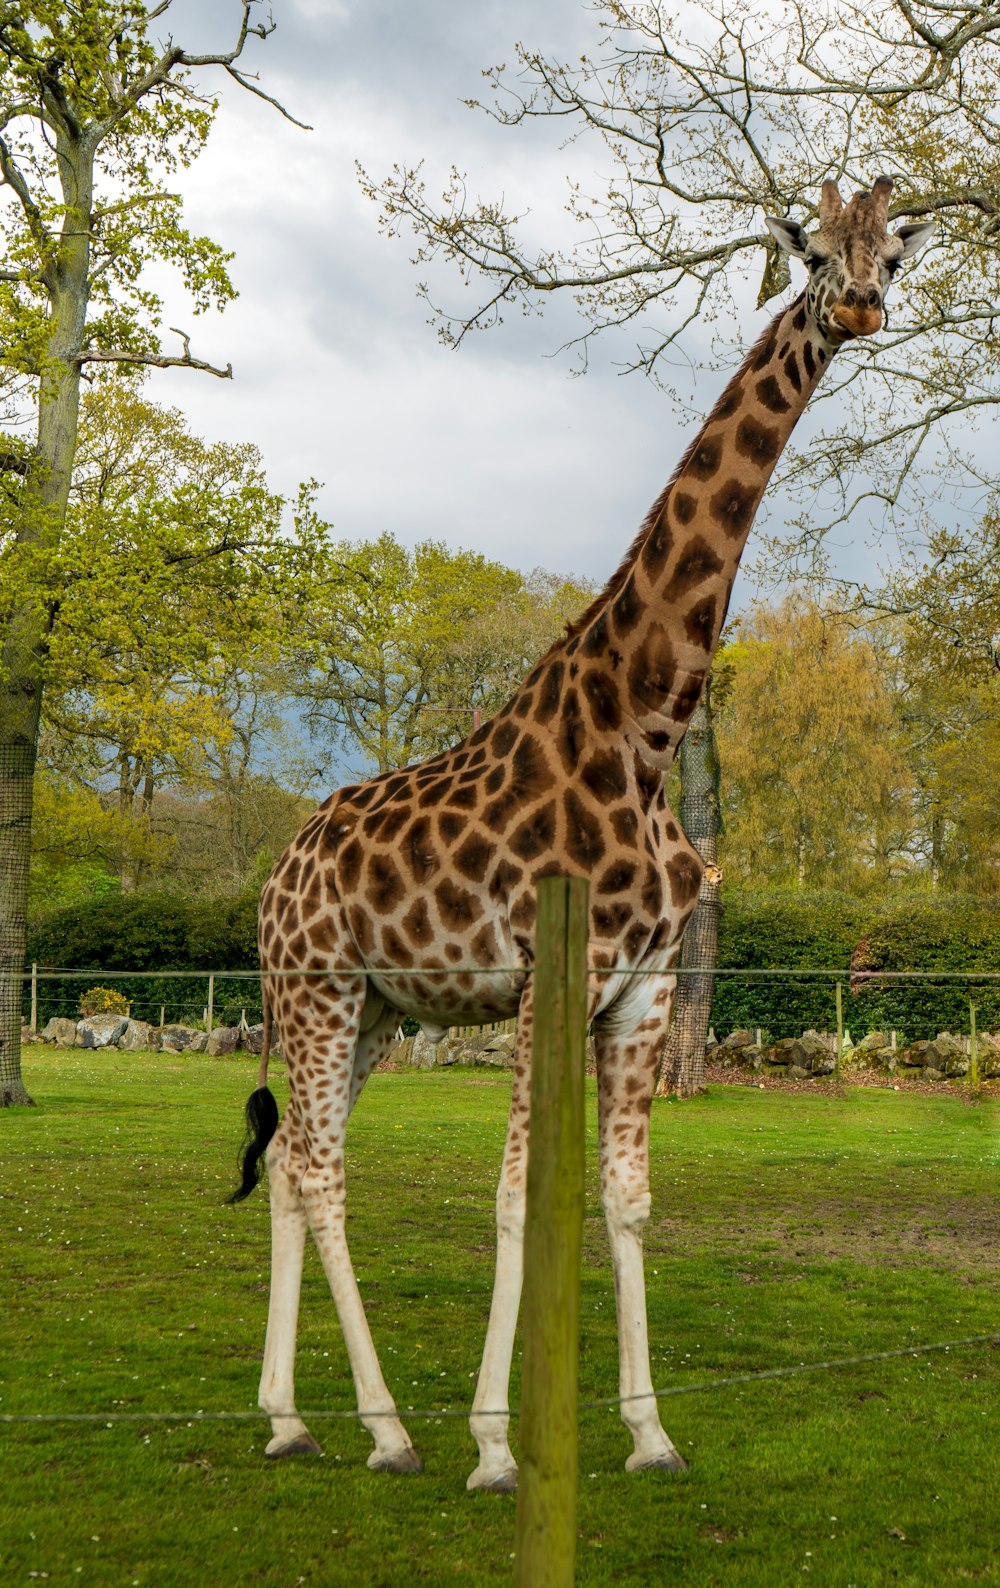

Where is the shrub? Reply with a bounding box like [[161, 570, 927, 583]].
[[26, 891, 263, 1027], [79, 986, 130, 1018]]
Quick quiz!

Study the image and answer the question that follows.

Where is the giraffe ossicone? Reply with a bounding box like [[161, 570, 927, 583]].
[[231, 177, 934, 1487]]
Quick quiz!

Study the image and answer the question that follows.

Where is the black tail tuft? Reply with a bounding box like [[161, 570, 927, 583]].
[[227, 1086, 279, 1204]]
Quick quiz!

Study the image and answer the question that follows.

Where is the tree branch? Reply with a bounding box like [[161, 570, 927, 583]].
[[79, 328, 232, 380]]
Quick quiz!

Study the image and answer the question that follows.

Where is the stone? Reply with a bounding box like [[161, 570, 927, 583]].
[[241, 1024, 281, 1059], [476, 1033, 517, 1069], [77, 1014, 128, 1048], [898, 1040, 930, 1067], [410, 1030, 438, 1069], [718, 1029, 755, 1050], [40, 1016, 79, 1047], [977, 1033, 1000, 1078], [787, 1064, 811, 1079], [924, 1033, 968, 1076], [769, 1037, 804, 1067], [923, 1067, 945, 1082], [855, 1031, 888, 1053], [120, 1019, 155, 1051], [159, 1024, 199, 1051], [206, 1026, 239, 1056], [189, 1032, 209, 1052]]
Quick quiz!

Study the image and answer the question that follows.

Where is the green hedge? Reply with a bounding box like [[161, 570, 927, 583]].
[[711, 892, 1000, 1041], [25, 887, 1000, 1042], [26, 893, 261, 1028]]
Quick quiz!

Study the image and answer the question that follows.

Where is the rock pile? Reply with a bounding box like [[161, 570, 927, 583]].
[[711, 1026, 998, 1081], [31, 1015, 272, 1058]]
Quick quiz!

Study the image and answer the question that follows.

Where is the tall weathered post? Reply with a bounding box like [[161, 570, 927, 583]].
[[513, 875, 589, 1588]]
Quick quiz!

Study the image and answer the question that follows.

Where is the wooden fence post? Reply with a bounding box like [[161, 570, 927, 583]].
[[969, 1000, 979, 1088], [207, 974, 215, 1034], [30, 961, 37, 1034], [835, 982, 844, 1069], [513, 875, 589, 1588]]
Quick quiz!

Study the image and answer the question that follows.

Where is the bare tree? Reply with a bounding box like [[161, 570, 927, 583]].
[[364, 0, 1000, 560], [0, 3, 302, 1106]]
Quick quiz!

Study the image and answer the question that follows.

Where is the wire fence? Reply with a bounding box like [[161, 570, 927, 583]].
[[1, 1332, 996, 1429], [16, 962, 1000, 1055]]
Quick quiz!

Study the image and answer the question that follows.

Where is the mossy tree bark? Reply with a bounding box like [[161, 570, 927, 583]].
[[657, 687, 723, 1100]]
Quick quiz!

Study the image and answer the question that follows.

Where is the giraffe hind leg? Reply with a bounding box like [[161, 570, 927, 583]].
[[297, 996, 422, 1473], [258, 1107, 320, 1457]]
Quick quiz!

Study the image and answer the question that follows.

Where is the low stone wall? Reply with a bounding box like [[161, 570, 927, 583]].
[[712, 1027, 1000, 1081], [28, 1010, 997, 1083], [26, 1014, 271, 1058]]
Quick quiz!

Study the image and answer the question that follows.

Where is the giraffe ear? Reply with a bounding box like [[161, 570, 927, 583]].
[[893, 221, 934, 260], [763, 216, 809, 259]]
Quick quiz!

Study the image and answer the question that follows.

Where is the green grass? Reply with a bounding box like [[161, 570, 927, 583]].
[[1, 1051, 998, 1587]]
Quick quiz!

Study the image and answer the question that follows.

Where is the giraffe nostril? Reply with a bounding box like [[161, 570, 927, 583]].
[[842, 286, 860, 307], [866, 286, 882, 309]]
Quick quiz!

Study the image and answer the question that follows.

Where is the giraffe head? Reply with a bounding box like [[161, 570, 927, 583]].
[[764, 177, 933, 342]]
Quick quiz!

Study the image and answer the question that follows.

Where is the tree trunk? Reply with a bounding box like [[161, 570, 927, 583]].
[[0, 673, 39, 1106], [656, 689, 723, 1100], [0, 132, 92, 1106]]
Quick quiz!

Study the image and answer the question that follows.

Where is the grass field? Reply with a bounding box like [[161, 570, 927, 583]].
[[1, 1050, 998, 1587]]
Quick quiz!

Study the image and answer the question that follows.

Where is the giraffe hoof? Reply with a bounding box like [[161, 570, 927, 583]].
[[265, 1431, 324, 1459], [627, 1449, 688, 1475], [368, 1445, 423, 1475], [467, 1466, 518, 1494]]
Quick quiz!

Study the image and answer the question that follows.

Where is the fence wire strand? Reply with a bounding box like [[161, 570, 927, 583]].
[[19, 966, 1000, 980], [2, 1332, 996, 1429]]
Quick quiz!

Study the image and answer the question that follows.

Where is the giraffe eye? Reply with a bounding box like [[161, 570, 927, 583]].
[[804, 253, 825, 273]]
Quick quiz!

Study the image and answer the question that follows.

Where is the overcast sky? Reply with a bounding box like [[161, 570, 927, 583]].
[[145, 0, 915, 604]]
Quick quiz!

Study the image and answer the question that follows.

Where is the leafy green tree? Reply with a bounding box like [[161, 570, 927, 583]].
[[0, 3, 299, 1104], [29, 769, 165, 915], [715, 599, 914, 891], [302, 533, 592, 774], [32, 383, 307, 842], [871, 611, 1000, 892]]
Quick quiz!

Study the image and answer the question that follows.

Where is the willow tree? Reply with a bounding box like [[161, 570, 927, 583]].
[[0, 3, 301, 1106]]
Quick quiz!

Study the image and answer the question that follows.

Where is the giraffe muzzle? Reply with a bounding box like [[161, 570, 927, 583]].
[[831, 286, 883, 338]]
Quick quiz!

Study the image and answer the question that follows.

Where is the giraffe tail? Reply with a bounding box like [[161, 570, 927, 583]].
[[226, 983, 278, 1205]]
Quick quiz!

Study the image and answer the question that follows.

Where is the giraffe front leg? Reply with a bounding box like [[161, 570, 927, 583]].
[[258, 1124, 322, 1458], [467, 993, 533, 1493], [596, 1017, 686, 1475]]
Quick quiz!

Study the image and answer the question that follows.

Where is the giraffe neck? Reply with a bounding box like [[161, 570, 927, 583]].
[[568, 294, 832, 771]]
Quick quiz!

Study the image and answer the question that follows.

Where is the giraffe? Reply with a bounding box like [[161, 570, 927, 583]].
[[231, 177, 933, 1489]]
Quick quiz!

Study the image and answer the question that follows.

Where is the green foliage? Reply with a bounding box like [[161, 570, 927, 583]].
[[712, 890, 1000, 1040], [714, 600, 912, 893], [301, 532, 593, 774], [26, 891, 261, 1027], [0, 3, 239, 386], [79, 985, 129, 1018], [712, 890, 866, 1035]]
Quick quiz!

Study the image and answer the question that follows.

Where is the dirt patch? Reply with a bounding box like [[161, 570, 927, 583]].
[[703, 1060, 996, 1101], [650, 1195, 1000, 1274]]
